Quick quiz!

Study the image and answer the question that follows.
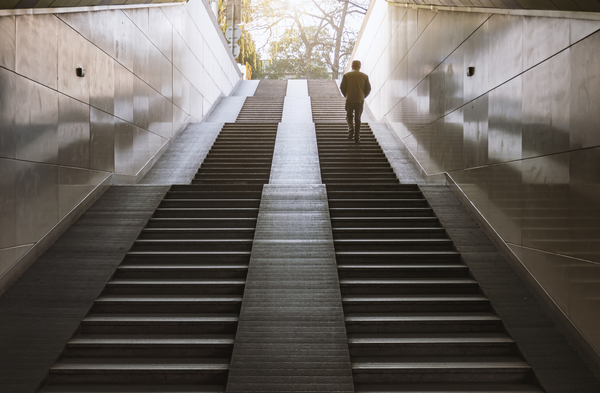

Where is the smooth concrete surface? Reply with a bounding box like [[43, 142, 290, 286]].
[[226, 185, 354, 392], [281, 96, 313, 123], [140, 122, 223, 185], [232, 80, 260, 96], [354, 0, 600, 363], [369, 122, 430, 185], [205, 97, 247, 122], [272, 81, 320, 183], [0, 186, 168, 393], [0, 0, 240, 291], [270, 123, 321, 184]]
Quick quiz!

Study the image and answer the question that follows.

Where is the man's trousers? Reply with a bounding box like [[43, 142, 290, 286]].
[[345, 101, 364, 141]]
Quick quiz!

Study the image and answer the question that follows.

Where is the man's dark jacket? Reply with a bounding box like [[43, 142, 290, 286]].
[[340, 70, 371, 103]]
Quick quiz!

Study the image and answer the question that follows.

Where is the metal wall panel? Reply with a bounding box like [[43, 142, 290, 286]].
[[15, 75, 59, 164], [58, 93, 90, 168], [114, 61, 134, 123], [114, 10, 134, 72], [0, 16, 15, 71], [0, 159, 17, 249], [15, 14, 58, 90], [89, 45, 115, 115], [89, 10, 115, 58], [58, 20, 91, 104], [15, 160, 58, 245], [133, 75, 150, 130], [569, 29, 600, 150], [0, 67, 16, 159], [89, 107, 115, 172]]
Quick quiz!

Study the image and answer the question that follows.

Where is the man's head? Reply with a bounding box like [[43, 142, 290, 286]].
[[351, 60, 361, 70]]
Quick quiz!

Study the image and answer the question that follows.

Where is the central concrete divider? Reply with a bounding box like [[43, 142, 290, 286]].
[[226, 79, 354, 392]]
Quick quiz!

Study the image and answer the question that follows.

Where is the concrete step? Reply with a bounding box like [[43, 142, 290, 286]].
[[324, 178, 400, 184], [327, 183, 420, 191], [158, 199, 260, 208], [335, 239, 454, 252], [339, 279, 479, 295], [124, 251, 251, 263], [333, 228, 447, 240], [342, 294, 489, 313], [93, 295, 243, 313], [39, 384, 225, 392], [64, 334, 235, 358], [351, 356, 532, 384], [338, 264, 468, 278], [329, 199, 429, 208], [146, 218, 257, 228], [347, 333, 515, 357], [345, 313, 502, 334], [169, 184, 264, 192], [115, 264, 248, 278], [353, 383, 543, 392], [328, 191, 424, 199], [139, 228, 254, 240], [331, 217, 441, 228], [329, 208, 435, 218], [193, 173, 271, 179], [104, 279, 246, 295], [47, 357, 230, 384], [152, 208, 260, 218], [81, 314, 239, 334], [164, 191, 262, 200], [191, 179, 270, 185], [336, 251, 460, 265]]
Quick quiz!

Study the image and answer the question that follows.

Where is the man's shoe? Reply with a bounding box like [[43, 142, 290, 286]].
[[354, 138, 360, 143], [348, 134, 354, 140]]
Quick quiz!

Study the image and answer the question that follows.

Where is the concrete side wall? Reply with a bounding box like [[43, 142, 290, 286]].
[[354, 0, 600, 365], [0, 0, 241, 290]]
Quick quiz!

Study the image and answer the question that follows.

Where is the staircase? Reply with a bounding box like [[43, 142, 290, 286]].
[[308, 79, 347, 122], [38, 109, 279, 392], [315, 122, 543, 393]]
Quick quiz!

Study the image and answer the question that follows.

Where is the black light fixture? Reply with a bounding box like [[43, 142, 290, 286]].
[[76, 67, 86, 77], [466, 66, 475, 77]]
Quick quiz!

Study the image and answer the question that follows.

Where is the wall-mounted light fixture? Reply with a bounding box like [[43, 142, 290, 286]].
[[466, 66, 475, 77], [76, 67, 86, 77]]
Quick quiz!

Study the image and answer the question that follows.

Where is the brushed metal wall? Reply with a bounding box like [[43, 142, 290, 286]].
[[0, 0, 241, 285], [354, 0, 600, 362]]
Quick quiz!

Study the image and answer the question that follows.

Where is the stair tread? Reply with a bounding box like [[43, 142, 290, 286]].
[[336, 240, 452, 244], [340, 279, 477, 284], [69, 334, 235, 345], [83, 314, 239, 322], [348, 333, 513, 344], [133, 240, 253, 244], [118, 264, 248, 269], [97, 295, 243, 302], [346, 313, 501, 321], [39, 384, 225, 393], [338, 264, 466, 269], [52, 357, 230, 370], [126, 252, 251, 255], [107, 279, 245, 285], [337, 251, 459, 256], [352, 356, 530, 369], [343, 295, 488, 301], [354, 383, 543, 392]]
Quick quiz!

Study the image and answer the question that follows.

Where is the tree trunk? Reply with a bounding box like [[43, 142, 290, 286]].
[[331, 0, 349, 79]]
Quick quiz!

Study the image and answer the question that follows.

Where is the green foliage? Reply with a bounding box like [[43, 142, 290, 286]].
[[218, 0, 263, 79]]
